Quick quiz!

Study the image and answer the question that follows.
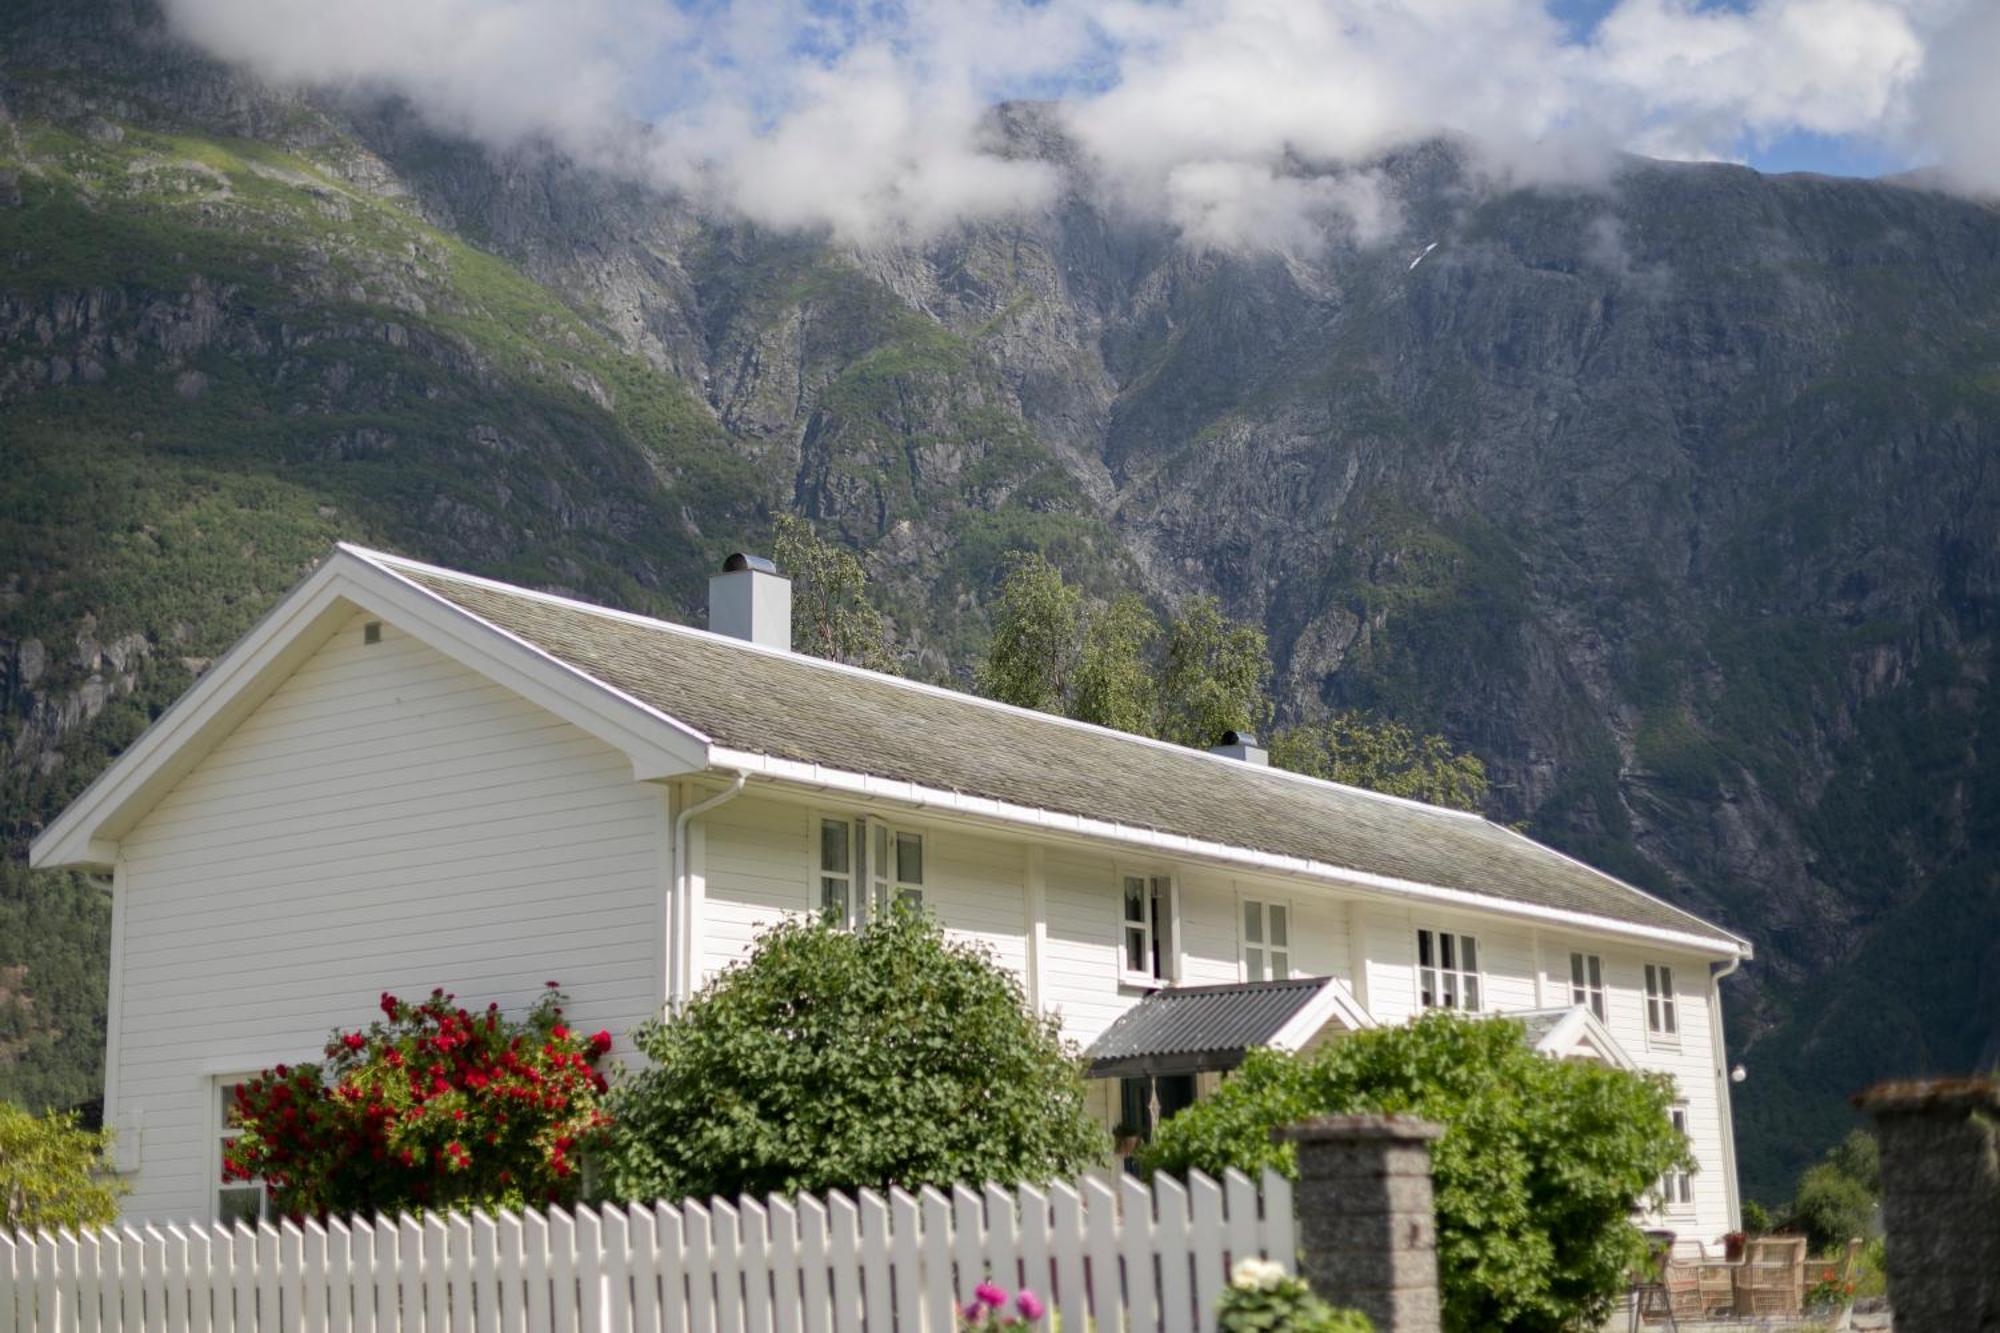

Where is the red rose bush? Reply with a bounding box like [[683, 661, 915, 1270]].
[[222, 984, 613, 1218]]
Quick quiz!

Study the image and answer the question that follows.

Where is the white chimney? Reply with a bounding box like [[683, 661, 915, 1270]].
[[1210, 729, 1269, 765], [709, 552, 792, 651]]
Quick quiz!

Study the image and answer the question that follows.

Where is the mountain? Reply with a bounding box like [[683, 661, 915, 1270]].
[[5, 0, 2000, 1201]]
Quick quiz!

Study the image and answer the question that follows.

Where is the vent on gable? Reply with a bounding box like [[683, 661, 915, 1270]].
[[363, 621, 382, 645]]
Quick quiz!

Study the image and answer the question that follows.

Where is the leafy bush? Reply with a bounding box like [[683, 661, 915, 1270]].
[[1139, 1013, 1691, 1333], [1789, 1162, 1874, 1253], [1782, 1128, 1878, 1252], [222, 986, 613, 1218], [1740, 1198, 1774, 1235], [600, 908, 1104, 1202], [1218, 1258, 1374, 1333], [0, 1103, 124, 1231]]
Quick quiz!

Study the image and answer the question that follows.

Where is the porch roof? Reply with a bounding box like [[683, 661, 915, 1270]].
[[1082, 977, 1370, 1079]]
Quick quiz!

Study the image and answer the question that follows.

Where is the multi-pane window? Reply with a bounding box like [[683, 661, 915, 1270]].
[[818, 817, 924, 929], [871, 824, 924, 916], [1242, 899, 1290, 982], [1121, 874, 1176, 984], [819, 818, 857, 922], [1417, 928, 1480, 1011], [1645, 963, 1679, 1038], [216, 1079, 269, 1226], [1570, 951, 1606, 1021], [1660, 1106, 1695, 1208]]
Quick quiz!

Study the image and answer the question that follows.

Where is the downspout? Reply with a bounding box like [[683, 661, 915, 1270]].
[[1711, 953, 1746, 1233], [670, 773, 747, 1011]]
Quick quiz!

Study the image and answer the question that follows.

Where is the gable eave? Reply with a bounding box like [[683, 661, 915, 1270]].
[[30, 547, 711, 870]]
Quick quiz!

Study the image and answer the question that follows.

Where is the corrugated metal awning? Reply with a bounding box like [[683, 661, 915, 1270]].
[[1083, 978, 1334, 1079]]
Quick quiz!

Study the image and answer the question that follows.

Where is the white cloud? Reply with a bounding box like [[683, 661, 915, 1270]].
[[1906, 0, 2000, 194], [158, 0, 1994, 249]]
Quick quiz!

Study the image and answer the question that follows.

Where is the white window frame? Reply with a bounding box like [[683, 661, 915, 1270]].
[[1660, 1105, 1696, 1212], [1240, 896, 1292, 983], [1416, 927, 1482, 1012], [813, 812, 926, 930], [1644, 962, 1680, 1043], [1569, 951, 1607, 1022], [1119, 871, 1179, 988], [213, 1075, 271, 1227]]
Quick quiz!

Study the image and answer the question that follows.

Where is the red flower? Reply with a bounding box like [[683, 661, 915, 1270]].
[[587, 1031, 612, 1057], [343, 1033, 367, 1051]]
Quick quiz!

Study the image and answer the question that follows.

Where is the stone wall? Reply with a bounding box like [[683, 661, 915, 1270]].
[[1855, 1077, 2000, 1333]]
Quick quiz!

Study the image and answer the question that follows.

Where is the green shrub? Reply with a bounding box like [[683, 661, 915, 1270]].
[[599, 908, 1104, 1202], [1789, 1162, 1874, 1253], [1217, 1259, 1374, 1333], [0, 1103, 124, 1232], [1139, 1013, 1691, 1333], [1740, 1198, 1774, 1235]]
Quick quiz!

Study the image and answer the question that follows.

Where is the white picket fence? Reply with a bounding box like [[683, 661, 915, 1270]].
[[1, 1168, 1292, 1333]]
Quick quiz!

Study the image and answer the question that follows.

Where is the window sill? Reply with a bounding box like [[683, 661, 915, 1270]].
[[1647, 1033, 1684, 1052], [1120, 974, 1168, 992]]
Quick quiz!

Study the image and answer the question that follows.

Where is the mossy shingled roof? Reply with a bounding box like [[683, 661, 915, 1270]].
[[381, 556, 1742, 949]]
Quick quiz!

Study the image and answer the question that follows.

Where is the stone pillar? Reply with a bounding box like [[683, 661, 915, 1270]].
[[1853, 1078, 2000, 1333], [1276, 1114, 1444, 1333]]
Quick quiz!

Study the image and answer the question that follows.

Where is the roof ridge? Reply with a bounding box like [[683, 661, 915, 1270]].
[[338, 543, 1491, 826]]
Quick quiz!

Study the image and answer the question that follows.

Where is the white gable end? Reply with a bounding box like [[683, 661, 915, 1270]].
[[106, 611, 670, 1220]]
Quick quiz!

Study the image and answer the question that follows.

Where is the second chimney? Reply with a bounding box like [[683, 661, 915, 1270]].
[[1210, 729, 1269, 765], [709, 552, 792, 651]]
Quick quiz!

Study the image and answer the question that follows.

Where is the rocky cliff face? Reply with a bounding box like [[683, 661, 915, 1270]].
[[5, 0, 1998, 1197]]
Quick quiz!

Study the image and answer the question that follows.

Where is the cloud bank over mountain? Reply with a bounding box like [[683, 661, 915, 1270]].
[[162, 0, 1996, 247]]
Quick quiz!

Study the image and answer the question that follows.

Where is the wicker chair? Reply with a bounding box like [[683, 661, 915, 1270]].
[[1736, 1235, 1808, 1316]]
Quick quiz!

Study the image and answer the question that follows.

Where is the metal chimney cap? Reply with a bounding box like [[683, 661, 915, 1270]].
[[1217, 729, 1259, 747], [722, 552, 778, 575]]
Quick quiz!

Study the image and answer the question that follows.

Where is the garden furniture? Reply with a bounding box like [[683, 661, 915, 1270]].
[[1735, 1235, 1807, 1316]]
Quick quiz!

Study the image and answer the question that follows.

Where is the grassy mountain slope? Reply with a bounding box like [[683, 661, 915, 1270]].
[[7, 1, 2000, 1203]]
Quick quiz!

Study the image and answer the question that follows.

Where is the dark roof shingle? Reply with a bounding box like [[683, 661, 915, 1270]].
[[379, 556, 1740, 948]]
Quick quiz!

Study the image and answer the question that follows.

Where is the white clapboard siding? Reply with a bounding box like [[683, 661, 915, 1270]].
[[1, 1169, 1291, 1333], [109, 613, 667, 1222]]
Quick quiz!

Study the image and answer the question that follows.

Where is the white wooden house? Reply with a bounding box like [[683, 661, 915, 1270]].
[[31, 546, 1753, 1240]]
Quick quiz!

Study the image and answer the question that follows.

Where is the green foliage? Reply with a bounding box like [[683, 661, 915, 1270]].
[[1790, 1166, 1873, 1254], [1268, 713, 1489, 812], [0, 1103, 124, 1232], [771, 515, 896, 670], [975, 556, 1484, 809], [1072, 594, 1159, 733], [222, 986, 613, 1218], [1824, 1127, 1879, 1194], [1782, 1130, 1879, 1252], [600, 909, 1104, 1203], [1157, 596, 1273, 748], [1139, 1014, 1692, 1333], [1740, 1198, 1774, 1235], [1217, 1259, 1374, 1333], [977, 552, 1081, 711], [975, 555, 1272, 748]]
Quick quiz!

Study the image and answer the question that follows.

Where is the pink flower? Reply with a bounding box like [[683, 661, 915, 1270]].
[[1016, 1290, 1045, 1321], [974, 1282, 1007, 1309]]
